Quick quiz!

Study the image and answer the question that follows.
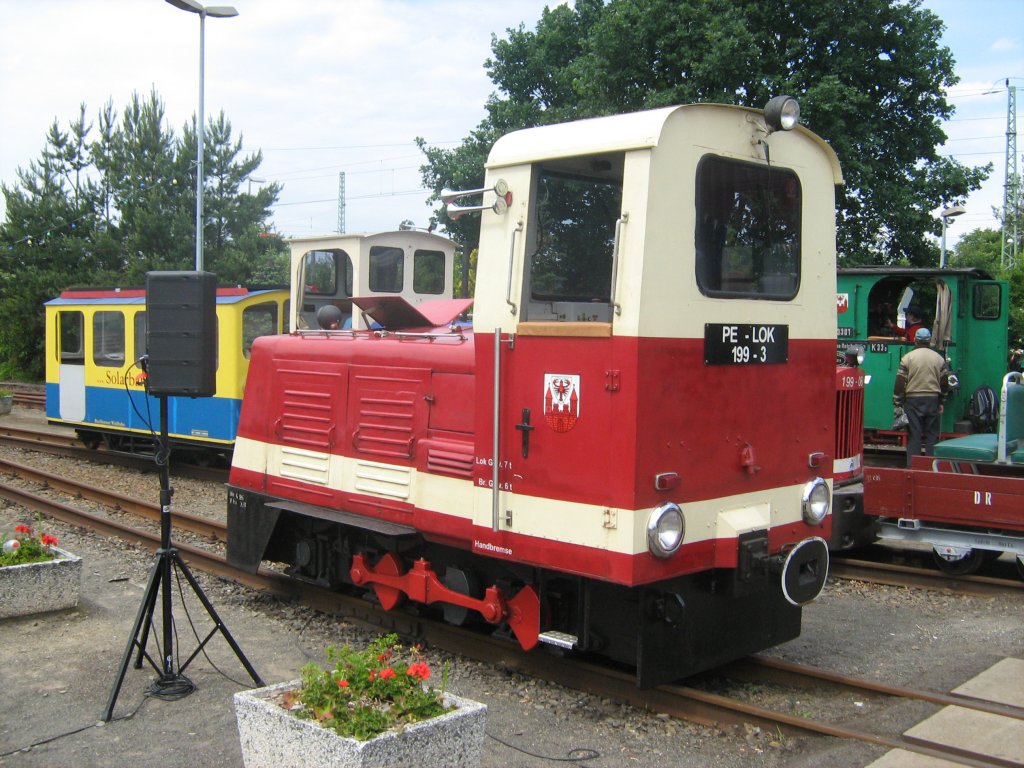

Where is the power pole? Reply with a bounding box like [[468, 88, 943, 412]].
[[337, 171, 347, 234], [1003, 80, 1018, 268]]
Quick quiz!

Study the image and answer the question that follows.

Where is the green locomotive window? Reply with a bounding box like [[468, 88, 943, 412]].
[[695, 156, 802, 300], [59, 311, 84, 363], [369, 246, 404, 292], [413, 249, 445, 294], [93, 311, 125, 367], [973, 283, 1001, 320]]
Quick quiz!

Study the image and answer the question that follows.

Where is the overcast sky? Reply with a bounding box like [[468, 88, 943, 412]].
[[1, 0, 1021, 248]]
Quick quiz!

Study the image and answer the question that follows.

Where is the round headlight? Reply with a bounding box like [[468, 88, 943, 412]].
[[844, 345, 865, 367], [764, 95, 800, 132], [801, 478, 831, 525], [647, 502, 685, 558]]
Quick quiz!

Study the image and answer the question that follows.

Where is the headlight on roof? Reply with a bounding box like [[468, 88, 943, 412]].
[[647, 502, 685, 558], [801, 478, 830, 525]]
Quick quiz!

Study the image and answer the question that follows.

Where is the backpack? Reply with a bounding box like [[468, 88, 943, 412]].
[[968, 385, 998, 433]]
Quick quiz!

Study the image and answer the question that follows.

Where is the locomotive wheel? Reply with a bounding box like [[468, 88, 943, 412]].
[[931, 547, 986, 576]]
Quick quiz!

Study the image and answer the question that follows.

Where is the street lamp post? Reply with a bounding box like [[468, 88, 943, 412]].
[[166, 0, 238, 272], [940, 205, 965, 269]]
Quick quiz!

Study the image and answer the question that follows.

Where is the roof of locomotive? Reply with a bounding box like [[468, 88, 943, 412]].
[[44, 286, 288, 306], [838, 266, 996, 280], [486, 102, 843, 184], [286, 230, 456, 250]]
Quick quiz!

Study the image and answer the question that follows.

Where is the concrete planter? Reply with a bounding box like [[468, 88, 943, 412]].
[[0, 395, 11, 416], [0, 546, 82, 618], [234, 680, 486, 768]]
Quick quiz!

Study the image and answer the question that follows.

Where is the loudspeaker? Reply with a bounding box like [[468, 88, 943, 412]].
[[145, 271, 217, 397]]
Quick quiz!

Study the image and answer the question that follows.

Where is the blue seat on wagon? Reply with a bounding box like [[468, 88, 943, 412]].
[[934, 372, 1024, 464]]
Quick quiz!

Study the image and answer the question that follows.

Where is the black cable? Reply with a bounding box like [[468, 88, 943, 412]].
[[487, 731, 601, 764], [0, 687, 152, 757]]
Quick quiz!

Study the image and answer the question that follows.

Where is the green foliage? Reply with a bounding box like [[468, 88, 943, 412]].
[[418, 0, 989, 267], [0, 88, 287, 379], [285, 634, 450, 742]]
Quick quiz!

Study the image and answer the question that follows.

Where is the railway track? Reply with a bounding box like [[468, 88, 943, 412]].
[[1, 461, 1021, 766], [0, 422, 228, 482]]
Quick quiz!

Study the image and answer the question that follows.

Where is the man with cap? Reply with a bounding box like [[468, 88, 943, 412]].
[[903, 304, 925, 342], [893, 328, 951, 466]]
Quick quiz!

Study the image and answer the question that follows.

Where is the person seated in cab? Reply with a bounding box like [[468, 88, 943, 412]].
[[902, 304, 925, 343]]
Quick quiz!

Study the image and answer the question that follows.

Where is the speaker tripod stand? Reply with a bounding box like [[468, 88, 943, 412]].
[[103, 395, 263, 722]]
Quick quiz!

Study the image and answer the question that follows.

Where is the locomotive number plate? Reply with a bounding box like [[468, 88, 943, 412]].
[[704, 324, 788, 365]]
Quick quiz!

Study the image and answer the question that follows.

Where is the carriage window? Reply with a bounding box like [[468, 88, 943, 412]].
[[304, 249, 353, 296], [369, 246, 404, 292], [973, 283, 1001, 320], [59, 311, 84, 363], [413, 249, 445, 294], [695, 156, 801, 299], [93, 311, 125, 366], [134, 312, 147, 365], [529, 171, 621, 304], [242, 302, 279, 358]]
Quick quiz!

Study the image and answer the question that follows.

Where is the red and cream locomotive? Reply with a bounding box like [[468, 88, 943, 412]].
[[227, 97, 860, 687]]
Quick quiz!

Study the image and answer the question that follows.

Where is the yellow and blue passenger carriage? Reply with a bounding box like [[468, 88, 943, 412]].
[[44, 286, 289, 460]]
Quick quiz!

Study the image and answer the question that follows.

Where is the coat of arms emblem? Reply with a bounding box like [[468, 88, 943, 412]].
[[543, 374, 580, 433]]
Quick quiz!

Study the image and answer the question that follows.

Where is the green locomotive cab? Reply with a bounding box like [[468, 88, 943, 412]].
[[837, 267, 1009, 442]]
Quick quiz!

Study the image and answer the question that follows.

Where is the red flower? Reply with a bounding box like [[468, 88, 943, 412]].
[[406, 662, 430, 680], [14, 524, 30, 534], [368, 670, 376, 682], [379, 668, 396, 680], [41, 534, 58, 547], [337, 679, 349, 688]]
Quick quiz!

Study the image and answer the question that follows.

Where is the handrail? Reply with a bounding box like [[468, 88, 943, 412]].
[[506, 221, 523, 315], [609, 212, 628, 316]]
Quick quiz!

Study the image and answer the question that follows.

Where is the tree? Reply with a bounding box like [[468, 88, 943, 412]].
[[419, 0, 989, 265], [0, 89, 287, 379]]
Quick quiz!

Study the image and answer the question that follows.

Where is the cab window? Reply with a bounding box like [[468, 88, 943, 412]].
[[93, 311, 125, 366], [369, 246, 404, 292], [973, 283, 1001, 320], [413, 249, 445, 294], [695, 156, 801, 299], [304, 249, 353, 296]]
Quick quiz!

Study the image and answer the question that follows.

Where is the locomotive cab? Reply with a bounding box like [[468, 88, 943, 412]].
[[228, 99, 847, 687], [288, 231, 458, 332]]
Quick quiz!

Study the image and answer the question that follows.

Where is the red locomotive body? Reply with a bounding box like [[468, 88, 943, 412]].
[[228, 99, 852, 686]]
